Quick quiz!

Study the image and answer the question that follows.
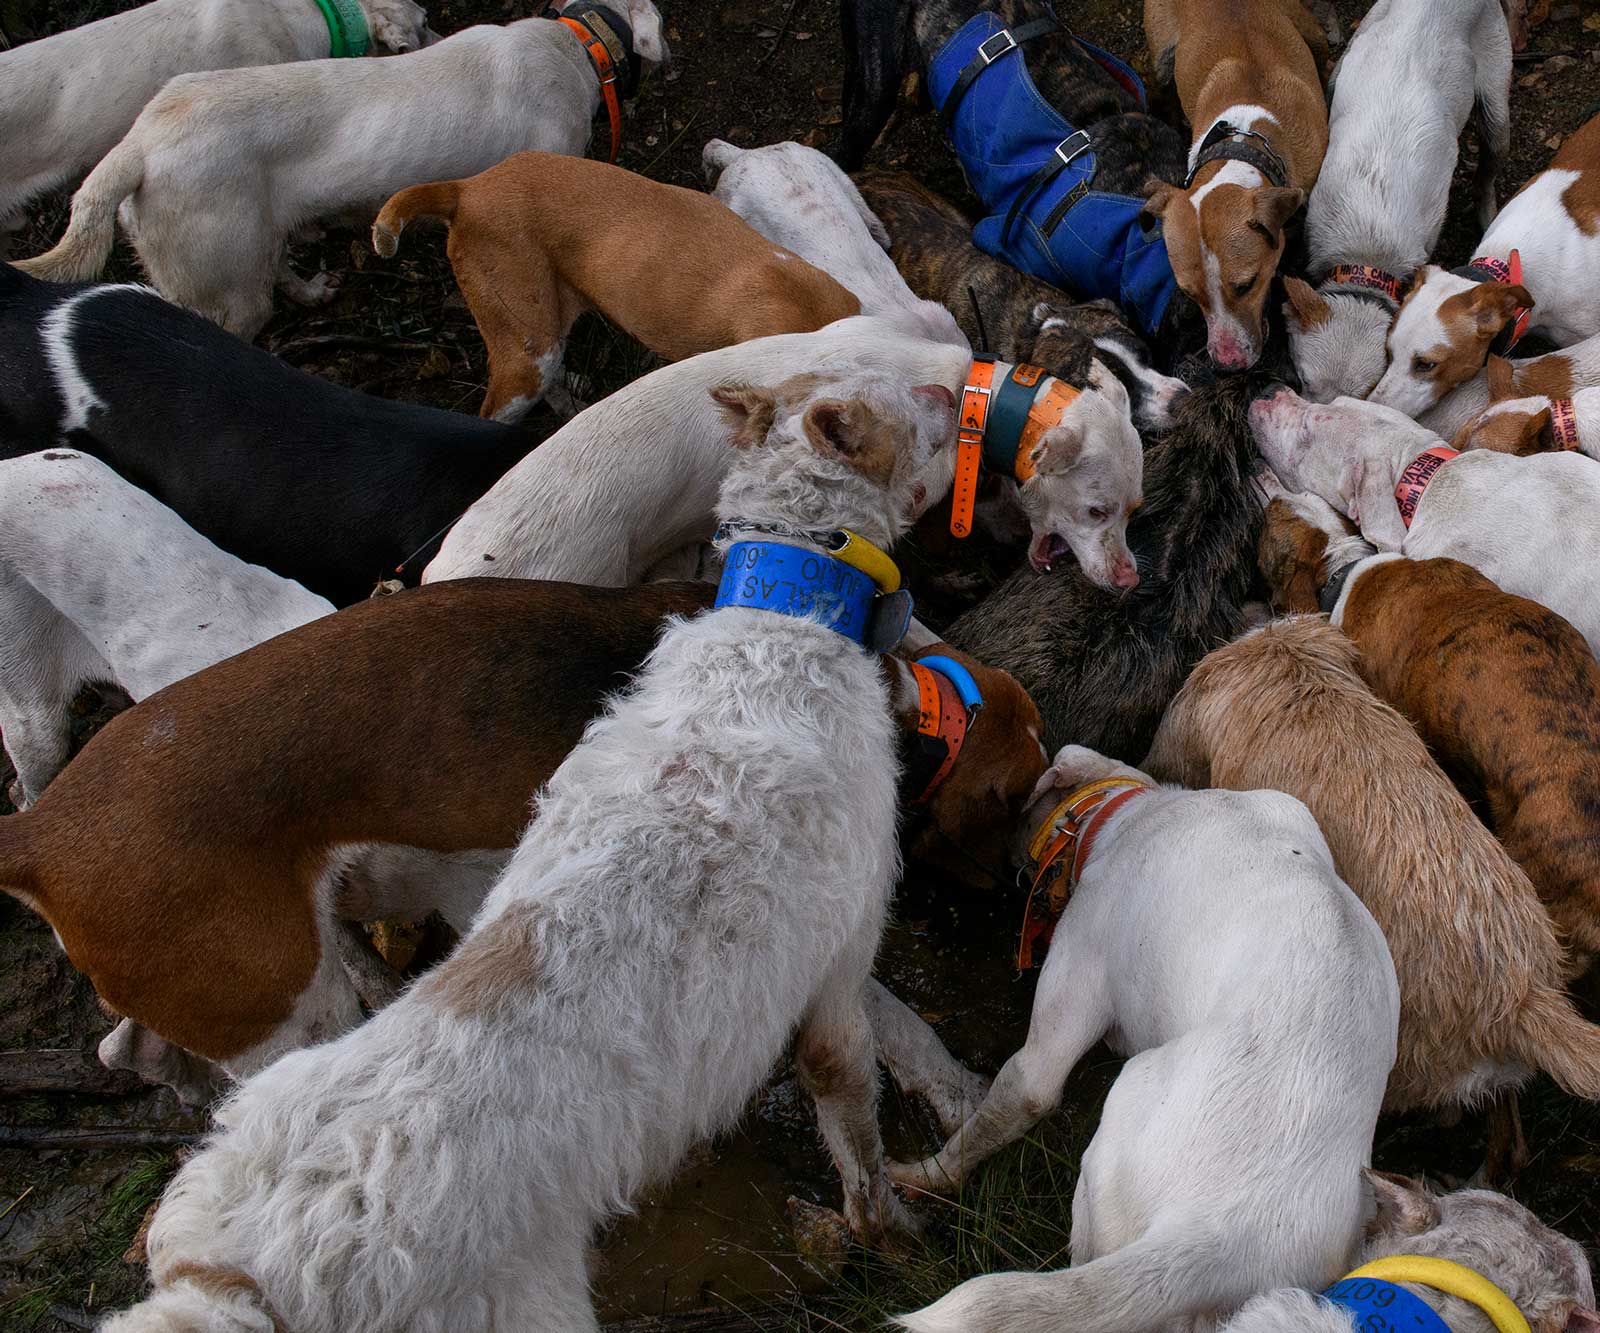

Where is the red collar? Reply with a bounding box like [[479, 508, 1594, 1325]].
[[1017, 779, 1151, 968], [1394, 445, 1459, 528], [554, 15, 622, 163], [1325, 264, 1402, 304], [1460, 250, 1531, 354], [1549, 399, 1581, 451], [905, 660, 973, 803]]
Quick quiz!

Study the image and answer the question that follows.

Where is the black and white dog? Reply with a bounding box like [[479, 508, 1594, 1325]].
[[0, 266, 533, 605]]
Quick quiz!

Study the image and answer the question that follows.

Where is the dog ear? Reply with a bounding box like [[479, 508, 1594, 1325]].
[[710, 384, 779, 449], [1028, 422, 1084, 477], [625, 0, 670, 68], [1360, 1170, 1441, 1240], [1281, 277, 1330, 332], [1485, 355, 1518, 402], [1515, 406, 1553, 454], [1469, 283, 1534, 336], [1137, 184, 1175, 232], [1252, 187, 1305, 244], [1561, 1308, 1600, 1333], [802, 400, 898, 483]]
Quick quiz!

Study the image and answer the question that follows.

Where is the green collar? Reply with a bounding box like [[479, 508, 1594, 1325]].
[[310, 0, 370, 57]]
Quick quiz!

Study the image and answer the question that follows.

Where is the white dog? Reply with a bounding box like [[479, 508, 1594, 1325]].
[[1284, 0, 1510, 401], [424, 316, 1145, 591], [105, 372, 951, 1332], [703, 138, 968, 349], [14, 2, 667, 336], [1250, 386, 1600, 658], [0, 449, 331, 808], [0, 0, 432, 255], [892, 743, 1398, 1332]]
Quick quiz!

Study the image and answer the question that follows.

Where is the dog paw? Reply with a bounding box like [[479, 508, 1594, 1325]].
[[846, 1172, 925, 1252], [303, 271, 342, 306], [886, 1156, 959, 1199]]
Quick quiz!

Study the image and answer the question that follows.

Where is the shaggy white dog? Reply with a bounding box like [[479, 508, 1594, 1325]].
[[0, 449, 331, 808], [105, 371, 955, 1332], [0, 0, 433, 255]]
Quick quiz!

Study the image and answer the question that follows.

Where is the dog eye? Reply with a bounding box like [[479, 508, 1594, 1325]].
[[1087, 505, 1110, 522], [1412, 356, 1438, 374], [1232, 275, 1257, 297]]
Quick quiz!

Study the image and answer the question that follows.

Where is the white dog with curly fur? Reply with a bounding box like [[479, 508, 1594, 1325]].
[[105, 371, 956, 1333], [0, 0, 433, 256]]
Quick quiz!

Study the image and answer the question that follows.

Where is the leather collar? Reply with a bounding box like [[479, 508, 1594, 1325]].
[[1186, 119, 1289, 190], [1017, 778, 1151, 968], [1318, 556, 1363, 615], [544, 3, 638, 162], [950, 356, 1081, 538]]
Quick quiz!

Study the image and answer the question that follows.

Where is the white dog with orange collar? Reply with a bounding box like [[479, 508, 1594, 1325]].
[[891, 742, 1397, 1333], [1249, 385, 1600, 658]]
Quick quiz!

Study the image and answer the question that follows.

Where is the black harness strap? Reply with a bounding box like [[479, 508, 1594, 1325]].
[[1185, 120, 1289, 189], [1001, 130, 1093, 245], [937, 16, 1061, 132]]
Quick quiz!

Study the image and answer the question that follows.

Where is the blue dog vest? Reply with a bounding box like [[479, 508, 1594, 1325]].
[[928, 12, 1177, 339]]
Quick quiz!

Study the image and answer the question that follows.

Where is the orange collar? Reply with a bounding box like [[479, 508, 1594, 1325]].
[[555, 14, 623, 163], [950, 357, 1082, 538], [904, 659, 976, 802], [1017, 778, 1151, 968], [1394, 445, 1458, 529], [1548, 398, 1581, 451]]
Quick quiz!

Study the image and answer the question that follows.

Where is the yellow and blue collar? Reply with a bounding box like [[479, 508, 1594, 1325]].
[[714, 524, 909, 649], [1324, 1256, 1531, 1333]]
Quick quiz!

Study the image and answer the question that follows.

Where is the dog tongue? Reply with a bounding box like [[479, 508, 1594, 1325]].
[[1030, 533, 1072, 572]]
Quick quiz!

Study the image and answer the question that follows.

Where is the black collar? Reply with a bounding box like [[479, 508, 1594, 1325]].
[[1320, 282, 1399, 315], [543, 2, 640, 97], [1318, 557, 1363, 615], [1185, 120, 1289, 190]]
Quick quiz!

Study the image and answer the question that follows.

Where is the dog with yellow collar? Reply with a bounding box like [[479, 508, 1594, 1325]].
[[893, 742, 1399, 1333], [1224, 1174, 1597, 1333]]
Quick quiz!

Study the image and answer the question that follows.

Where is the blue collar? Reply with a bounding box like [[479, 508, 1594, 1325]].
[[1321, 1275, 1452, 1332], [714, 531, 907, 648]]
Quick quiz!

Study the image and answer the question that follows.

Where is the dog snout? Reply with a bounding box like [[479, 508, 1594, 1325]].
[[1110, 556, 1141, 590]]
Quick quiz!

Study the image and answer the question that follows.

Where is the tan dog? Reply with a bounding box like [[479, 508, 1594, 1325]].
[[373, 151, 861, 421], [1141, 0, 1329, 369], [1450, 355, 1600, 457], [1259, 492, 1600, 969], [1144, 616, 1600, 1136], [0, 577, 1043, 1103]]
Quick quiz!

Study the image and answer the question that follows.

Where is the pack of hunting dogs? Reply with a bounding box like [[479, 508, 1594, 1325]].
[[3, 0, 1600, 1326]]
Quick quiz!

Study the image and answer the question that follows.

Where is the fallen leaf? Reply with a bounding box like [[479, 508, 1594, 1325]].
[[416, 346, 452, 382], [814, 82, 843, 102], [794, 30, 814, 40], [1547, 133, 1564, 149]]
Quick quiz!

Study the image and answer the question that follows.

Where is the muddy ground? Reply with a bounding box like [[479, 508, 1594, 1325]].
[[2, 0, 1599, 1326]]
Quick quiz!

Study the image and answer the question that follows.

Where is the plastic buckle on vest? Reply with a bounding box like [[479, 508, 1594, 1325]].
[[978, 29, 1018, 64]]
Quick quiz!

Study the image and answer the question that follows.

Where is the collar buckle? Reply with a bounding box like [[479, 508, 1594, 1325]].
[[1055, 130, 1092, 168]]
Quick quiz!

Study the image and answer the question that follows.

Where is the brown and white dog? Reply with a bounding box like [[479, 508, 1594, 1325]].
[[1259, 487, 1600, 972], [1449, 355, 1600, 458], [1370, 111, 1600, 418], [0, 577, 1044, 1102], [1144, 614, 1600, 1120], [372, 151, 861, 422], [1422, 329, 1600, 439], [1139, 0, 1329, 369]]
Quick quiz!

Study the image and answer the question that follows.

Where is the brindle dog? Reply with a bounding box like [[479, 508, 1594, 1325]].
[[943, 371, 1265, 755], [838, 0, 1205, 352], [855, 171, 1192, 418]]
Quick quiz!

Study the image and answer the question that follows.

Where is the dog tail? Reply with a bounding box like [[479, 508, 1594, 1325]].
[[12, 140, 144, 283], [371, 180, 462, 258], [895, 1232, 1228, 1333], [1514, 984, 1600, 1101]]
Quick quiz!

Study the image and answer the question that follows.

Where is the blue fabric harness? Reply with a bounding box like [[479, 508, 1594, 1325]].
[[928, 12, 1177, 339]]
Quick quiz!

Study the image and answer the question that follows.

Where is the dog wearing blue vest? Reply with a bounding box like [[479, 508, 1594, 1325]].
[[0, 0, 433, 259], [103, 371, 951, 1332], [838, 0, 1205, 358]]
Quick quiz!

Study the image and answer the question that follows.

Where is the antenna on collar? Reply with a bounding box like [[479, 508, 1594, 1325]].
[[967, 285, 990, 355]]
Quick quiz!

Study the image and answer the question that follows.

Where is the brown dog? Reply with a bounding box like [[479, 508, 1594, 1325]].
[[1258, 491, 1600, 967], [1140, 0, 1329, 369], [1144, 615, 1600, 1129], [0, 579, 1043, 1100], [372, 151, 861, 422]]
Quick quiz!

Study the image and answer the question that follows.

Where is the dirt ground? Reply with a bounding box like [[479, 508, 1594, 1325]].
[[2, 0, 1600, 1327]]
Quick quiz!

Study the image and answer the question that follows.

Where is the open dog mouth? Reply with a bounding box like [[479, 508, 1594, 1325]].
[[1028, 532, 1071, 574]]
